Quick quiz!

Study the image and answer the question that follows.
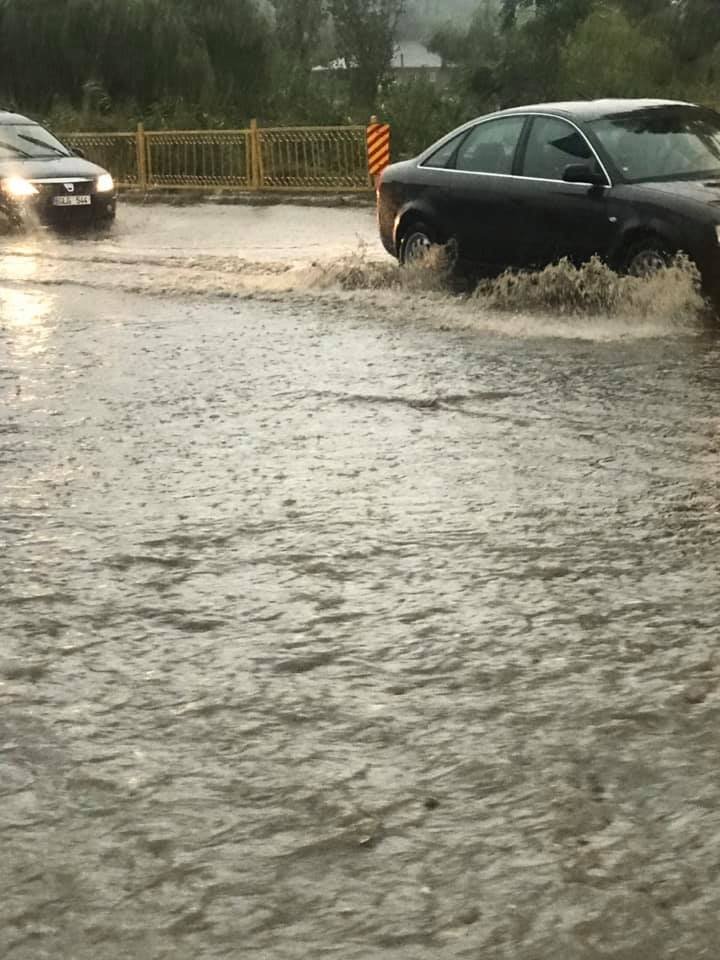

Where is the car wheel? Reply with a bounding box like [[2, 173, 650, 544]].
[[624, 238, 671, 277], [400, 221, 435, 265], [399, 220, 459, 272]]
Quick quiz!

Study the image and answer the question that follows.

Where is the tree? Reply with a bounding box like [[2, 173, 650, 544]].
[[270, 0, 327, 105], [560, 4, 671, 97], [272, 0, 326, 70], [428, 1, 504, 105], [500, 0, 594, 30], [329, 0, 405, 112], [0, 0, 272, 119]]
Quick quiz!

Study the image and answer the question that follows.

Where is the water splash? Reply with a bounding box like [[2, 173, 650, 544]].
[[473, 255, 706, 323], [297, 247, 709, 336], [0, 221, 710, 338], [307, 243, 453, 293]]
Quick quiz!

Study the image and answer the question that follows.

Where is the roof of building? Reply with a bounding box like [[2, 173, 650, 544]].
[[312, 41, 443, 73], [391, 41, 443, 70]]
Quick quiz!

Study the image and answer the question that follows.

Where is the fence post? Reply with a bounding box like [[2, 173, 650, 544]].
[[136, 122, 147, 191], [250, 119, 261, 190], [256, 122, 265, 190]]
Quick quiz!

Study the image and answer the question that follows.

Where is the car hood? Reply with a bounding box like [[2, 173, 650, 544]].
[[0, 155, 107, 181], [632, 177, 720, 207]]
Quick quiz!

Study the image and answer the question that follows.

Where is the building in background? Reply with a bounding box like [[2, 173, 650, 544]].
[[312, 41, 448, 86]]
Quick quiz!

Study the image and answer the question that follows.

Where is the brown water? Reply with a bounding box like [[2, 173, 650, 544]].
[[2, 205, 720, 959]]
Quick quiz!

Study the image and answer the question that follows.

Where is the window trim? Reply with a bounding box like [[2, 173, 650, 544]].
[[419, 112, 612, 188]]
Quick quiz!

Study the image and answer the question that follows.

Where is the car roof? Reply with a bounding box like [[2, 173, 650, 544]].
[[0, 110, 34, 124], [495, 99, 698, 122]]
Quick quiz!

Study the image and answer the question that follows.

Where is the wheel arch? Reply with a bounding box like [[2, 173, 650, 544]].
[[393, 202, 441, 257], [611, 223, 676, 271]]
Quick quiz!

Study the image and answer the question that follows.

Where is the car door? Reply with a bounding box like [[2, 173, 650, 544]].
[[422, 115, 529, 269], [514, 114, 622, 269]]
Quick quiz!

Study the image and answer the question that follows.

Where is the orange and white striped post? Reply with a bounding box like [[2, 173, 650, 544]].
[[366, 115, 391, 186]]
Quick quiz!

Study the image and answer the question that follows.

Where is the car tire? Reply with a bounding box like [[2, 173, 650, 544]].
[[623, 237, 671, 277], [399, 220, 459, 272], [399, 220, 436, 265]]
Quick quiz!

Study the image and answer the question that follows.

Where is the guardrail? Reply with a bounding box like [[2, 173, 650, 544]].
[[60, 131, 142, 187], [62, 122, 373, 192]]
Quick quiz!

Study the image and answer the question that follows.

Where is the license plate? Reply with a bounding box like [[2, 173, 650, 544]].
[[52, 195, 91, 207]]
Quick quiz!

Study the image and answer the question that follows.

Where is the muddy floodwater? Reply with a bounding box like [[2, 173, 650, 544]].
[[2, 203, 720, 959]]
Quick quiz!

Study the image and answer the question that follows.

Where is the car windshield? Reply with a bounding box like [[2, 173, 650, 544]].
[[0, 123, 71, 160], [589, 106, 720, 183]]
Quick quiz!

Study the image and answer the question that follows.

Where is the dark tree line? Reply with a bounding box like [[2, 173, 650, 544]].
[[0, 0, 406, 125], [0, 0, 272, 116]]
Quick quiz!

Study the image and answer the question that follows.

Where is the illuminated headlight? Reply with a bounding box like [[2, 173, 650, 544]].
[[96, 173, 114, 193], [715, 224, 720, 245], [2, 177, 38, 198]]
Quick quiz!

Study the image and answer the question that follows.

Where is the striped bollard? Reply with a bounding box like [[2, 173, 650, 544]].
[[367, 116, 391, 186]]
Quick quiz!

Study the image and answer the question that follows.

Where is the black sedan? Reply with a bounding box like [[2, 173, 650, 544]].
[[0, 110, 116, 228], [378, 99, 720, 302]]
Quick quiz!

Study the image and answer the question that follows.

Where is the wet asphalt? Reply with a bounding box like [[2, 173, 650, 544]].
[[2, 204, 720, 959]]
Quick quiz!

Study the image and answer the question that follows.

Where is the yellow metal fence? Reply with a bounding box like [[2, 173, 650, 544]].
[[62, 122, 372, 192]]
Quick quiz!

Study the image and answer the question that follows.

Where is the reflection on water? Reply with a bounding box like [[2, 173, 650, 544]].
[[1, 254, 36, 283], [0, 246, 44, 281], [0, 285, 53, 356], [0, 247, 55, 357]]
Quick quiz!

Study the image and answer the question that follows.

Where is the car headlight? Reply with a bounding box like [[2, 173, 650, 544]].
[[2, 177, 38, 198], [715, 224, 720, 245], [96, 173, 114, 193]]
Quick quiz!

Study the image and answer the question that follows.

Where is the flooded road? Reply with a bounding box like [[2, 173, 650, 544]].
[[2, 204, 720, 959]]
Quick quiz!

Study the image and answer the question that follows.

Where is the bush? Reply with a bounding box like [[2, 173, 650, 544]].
[[378, 75, 470, 159], [560, 4, 672, 98]]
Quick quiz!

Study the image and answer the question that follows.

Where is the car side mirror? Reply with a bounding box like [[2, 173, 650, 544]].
[[563, 163, 605, 186], [73, 147, 86, 159]]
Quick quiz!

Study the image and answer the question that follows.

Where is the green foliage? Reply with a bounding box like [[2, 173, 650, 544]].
[[379, 74, 469, 157], [0, 0, 272, 118], [400, 0, 477, 39], [672, 0, 720, 65], [329, 0, 406, 109], [560, 5, 671, 98], [1, 0, 719, 143], [425, 0, 720, 115]]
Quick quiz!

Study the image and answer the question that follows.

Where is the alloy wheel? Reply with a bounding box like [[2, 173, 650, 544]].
[[628, 248, 668, 277], [403, 230, 433, 264]]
